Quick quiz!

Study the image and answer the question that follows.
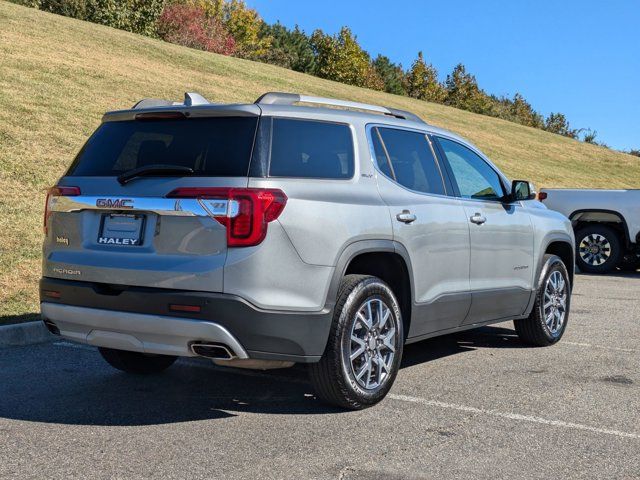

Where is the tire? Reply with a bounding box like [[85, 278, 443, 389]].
[[98, 347, 177, 374], [309, 275, 404, 410], [575, 224, 622, 274], [515, 254, 571, 346], [618, 255, 640, 272]]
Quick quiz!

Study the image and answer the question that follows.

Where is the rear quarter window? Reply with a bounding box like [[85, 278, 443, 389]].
[[268, 118, 354, 179], [68, 117, 258, 177]]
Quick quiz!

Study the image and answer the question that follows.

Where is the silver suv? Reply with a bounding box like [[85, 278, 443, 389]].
[[41, 92, 575, 409]]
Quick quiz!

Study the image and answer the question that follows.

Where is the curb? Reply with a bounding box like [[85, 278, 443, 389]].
[[0, 321, 53, 348]]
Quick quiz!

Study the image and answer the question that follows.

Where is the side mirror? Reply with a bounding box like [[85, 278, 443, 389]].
[[510, 180, 536, 202]]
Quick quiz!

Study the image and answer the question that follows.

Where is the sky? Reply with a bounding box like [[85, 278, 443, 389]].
[[245, 0, 639, 151]]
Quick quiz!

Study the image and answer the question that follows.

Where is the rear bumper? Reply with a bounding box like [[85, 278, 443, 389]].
[[41, 302, 249, 358], [39, 277, 332, 363]]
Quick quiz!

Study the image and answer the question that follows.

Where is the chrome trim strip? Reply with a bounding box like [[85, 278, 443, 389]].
[[50, 195, 237, 218]]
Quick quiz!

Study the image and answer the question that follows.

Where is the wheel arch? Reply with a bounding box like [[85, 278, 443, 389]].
[[535, 233, 575, 289], [545, 240, 575, 287], [326, 240, 414, 338], [570, 209, 630, 247]]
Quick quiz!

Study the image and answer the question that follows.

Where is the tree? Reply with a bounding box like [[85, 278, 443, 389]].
[[510, 93, 544, 128], [627, 149, 640, 158], [544, 112, 578, 138], [310, 27, 383, 90], [406, 51, 445, 102], [157, 3, 235, 55], [444, 63, 491, 114], [170, 0, 268, 58], [36, 0, 166, 37], [222, 0, 270, 59], [372, 55, 406, 95], [259, 23, 315, 73], [582, 129, 598, 144]]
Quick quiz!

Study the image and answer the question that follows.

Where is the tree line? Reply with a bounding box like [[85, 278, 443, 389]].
[[14, 0, 637, 154]]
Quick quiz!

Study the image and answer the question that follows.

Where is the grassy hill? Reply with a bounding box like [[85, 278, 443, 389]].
[[1, 1, 639, 320]]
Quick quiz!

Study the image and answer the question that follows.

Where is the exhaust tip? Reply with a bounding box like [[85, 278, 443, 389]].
[[42, 319, 60, 335], [190, 342, 234, 360]]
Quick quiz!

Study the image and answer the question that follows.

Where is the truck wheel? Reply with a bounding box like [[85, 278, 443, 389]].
[[515, 254, 570, 346], [98, 347, 177, 374], [575, 224, 622, 274], [309, 275, 404, 410]]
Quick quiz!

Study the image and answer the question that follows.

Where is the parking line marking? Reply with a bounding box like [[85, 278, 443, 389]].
[[53, 341, 639, 440], [389, 393, 640, 440], [562, 341, 638, 353], [53, 340, 95, 351]]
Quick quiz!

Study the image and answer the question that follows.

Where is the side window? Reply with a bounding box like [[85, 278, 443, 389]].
[[437, 137, 505, 201], [371, 127, 446, 195], [269, 118, 354, 179]]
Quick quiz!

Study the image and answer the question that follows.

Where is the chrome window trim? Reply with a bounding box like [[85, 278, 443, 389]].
[[365, 123, 452, 200]]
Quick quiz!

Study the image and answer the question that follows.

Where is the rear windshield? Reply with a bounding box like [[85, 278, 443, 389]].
[[68, 117, 258, 177]]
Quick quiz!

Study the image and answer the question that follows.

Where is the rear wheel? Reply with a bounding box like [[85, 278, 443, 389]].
[[99, 347, 177, 374], [309, 275, 404, 410], [515, 254, 571, 346], [575, 224, 622, 274]]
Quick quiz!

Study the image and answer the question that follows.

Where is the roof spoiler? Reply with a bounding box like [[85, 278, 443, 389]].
[[255, 92, 426, 124], [132, 92, 211, 109]]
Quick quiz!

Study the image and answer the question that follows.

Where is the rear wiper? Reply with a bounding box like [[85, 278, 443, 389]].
[[117, 164, 194, 185]]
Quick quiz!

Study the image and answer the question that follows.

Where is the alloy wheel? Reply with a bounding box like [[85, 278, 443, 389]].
[[543, 270, 567, 337], [348, 298, 397, 390]]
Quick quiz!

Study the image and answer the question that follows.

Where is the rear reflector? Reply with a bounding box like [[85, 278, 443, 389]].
[[169, 304, 202, 313], [166, 187, 287, 247], [42, 290, 61, 299], [44, 186, 81, 234], [537, 192, 548, 201]]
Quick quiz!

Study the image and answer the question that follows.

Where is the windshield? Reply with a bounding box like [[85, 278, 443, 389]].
[[67, 116, 258, 177]]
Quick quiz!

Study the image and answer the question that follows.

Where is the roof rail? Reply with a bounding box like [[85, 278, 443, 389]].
[[132, 92, 211, 109], [255, 92, 426, 124]]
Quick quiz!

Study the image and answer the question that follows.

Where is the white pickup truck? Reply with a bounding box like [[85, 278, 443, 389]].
[[539, 189, 640, 273]]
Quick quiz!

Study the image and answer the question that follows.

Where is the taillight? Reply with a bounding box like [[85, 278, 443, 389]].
[[166, 187, 287, 247], [44, 186, 80, 234], [538, 192, 548, 201]]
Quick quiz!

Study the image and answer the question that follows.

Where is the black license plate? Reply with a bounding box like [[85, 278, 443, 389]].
[[98, 213, 145, 246]]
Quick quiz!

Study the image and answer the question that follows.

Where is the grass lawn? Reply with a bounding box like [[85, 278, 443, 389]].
[[1, 1, 639, 323]]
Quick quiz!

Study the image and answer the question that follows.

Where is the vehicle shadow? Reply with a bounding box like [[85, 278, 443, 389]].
[[0, 313, 40, 325], [0, 325, 524, 426], [575, 270, 640, 279]]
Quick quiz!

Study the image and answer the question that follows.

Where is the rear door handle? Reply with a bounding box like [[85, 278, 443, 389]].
[[396, 210, 417, 224], [470, 212, 487, 225]]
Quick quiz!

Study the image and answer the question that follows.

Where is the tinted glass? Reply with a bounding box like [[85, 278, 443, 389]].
[[68, 117, 258, 177], [371, 129, 393, 178], [374, 127, 446, 195], [269, 118, 354, 179], [437, 137, 505, 200]]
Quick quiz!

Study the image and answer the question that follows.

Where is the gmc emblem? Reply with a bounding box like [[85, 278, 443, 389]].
[[96, 198, 133, 209]]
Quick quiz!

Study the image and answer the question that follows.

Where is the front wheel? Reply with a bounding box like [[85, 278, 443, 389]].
[[515, 254, 571, 346], [309, 275, 404, 410], [99, 347, 177, 374]]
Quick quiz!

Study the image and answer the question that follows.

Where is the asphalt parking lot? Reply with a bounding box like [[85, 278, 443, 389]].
[[1, 272, 638, 480]]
